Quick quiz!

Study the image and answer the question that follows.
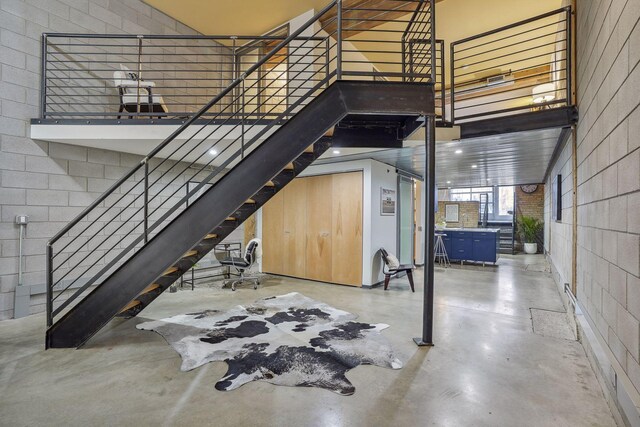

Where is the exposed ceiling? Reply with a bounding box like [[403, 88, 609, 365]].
[[140, 0, 567, 188], [143, 0, 338, 36], [316, 127, 565, 187], [144, 0, 561, 40]]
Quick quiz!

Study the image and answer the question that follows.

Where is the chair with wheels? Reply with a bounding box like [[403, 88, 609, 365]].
[[220, 239, 261, 291], [379, 248, 415, 292]]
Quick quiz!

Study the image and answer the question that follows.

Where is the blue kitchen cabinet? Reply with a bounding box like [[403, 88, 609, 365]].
[[442, 229, 500, 265], [451, 233, 472, 260]]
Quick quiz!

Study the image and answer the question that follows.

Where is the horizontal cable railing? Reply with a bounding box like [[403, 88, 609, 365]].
[[39, 0, 435, 121], [449, 7, 571, 123], [339, 0, 434, 81], [46, 2, 342, 325], [45, 0, 435, 327]]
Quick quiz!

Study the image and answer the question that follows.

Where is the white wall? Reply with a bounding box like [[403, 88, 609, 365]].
[[369, 160, 399, 284]]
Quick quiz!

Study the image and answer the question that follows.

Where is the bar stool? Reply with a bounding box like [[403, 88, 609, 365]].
[[434, 233, 450, 267]]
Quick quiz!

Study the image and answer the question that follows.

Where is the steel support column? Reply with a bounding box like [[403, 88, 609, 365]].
[[414, 113, 436, 347]]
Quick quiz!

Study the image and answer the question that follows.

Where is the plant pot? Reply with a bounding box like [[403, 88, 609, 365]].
[[524, 242, 537, 254]]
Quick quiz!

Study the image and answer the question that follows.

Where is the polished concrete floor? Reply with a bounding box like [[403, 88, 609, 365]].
[[0, 255, 616, 426]]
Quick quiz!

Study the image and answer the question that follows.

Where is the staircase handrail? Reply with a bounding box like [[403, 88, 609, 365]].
[[47, 0, 338, 247]]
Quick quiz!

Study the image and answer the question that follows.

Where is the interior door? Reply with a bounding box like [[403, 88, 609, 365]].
[[398, 176, 414, 265]]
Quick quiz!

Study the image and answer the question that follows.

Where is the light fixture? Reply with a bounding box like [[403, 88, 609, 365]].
[[332, 149, 341, 154], [446, 181, 451, 184], [471, 164, 477, 169], [532, 83, 556, 104], [455, 149, 463, 154], [487, 178, 491, 182], [209, 149, 218, 156]]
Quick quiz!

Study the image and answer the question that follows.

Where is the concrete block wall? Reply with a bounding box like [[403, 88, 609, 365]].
[[576, 0, 640, 394], [544, 0, 640, 421], [544, 136, 574, 289], [0, 0, 237, 319]]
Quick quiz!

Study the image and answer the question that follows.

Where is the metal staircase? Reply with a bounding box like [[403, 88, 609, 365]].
[[45, 0, 437, 348]]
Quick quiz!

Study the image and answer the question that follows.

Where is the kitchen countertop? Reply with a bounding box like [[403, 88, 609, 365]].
[[436, 228, 501, 233]]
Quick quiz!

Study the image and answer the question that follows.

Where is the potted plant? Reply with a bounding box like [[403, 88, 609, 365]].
[[518, 216, 543, 254]]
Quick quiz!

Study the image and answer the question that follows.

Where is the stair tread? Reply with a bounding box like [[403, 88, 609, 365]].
[[204, 234, 218, 239], [163, 267, 179, 276], [265, 181, 275, 187], [119, 299, 140, 313], [140, 284, 160, 295], [183, 250, 198, 258]]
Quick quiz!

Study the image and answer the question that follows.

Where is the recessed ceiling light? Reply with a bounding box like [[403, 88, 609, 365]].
[[455, 149, 463, 154], [487, 178, 491, 182], [471, 164, 477, 168], [332, 149, 341, 154], [209, 149, 217, 156], [446, 181, 451, 184]]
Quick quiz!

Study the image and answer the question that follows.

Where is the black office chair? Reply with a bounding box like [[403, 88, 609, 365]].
[[379, 248, 415, 292], [220, 239, 260, 291]]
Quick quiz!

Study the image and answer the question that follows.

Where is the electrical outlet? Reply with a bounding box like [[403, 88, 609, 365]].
[[15, 215, 29, 225]]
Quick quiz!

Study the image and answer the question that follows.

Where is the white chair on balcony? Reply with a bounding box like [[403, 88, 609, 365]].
[[113, 65, 168, 119]]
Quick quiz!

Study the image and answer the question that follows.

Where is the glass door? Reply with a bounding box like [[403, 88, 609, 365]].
[[398, 176, 414, 265]]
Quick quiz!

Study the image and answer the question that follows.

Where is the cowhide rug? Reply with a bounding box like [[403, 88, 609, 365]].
[[137, 292, 402, 395]]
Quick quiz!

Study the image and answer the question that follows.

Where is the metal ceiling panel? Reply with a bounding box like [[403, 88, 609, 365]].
[[316, 127, 565, 187]]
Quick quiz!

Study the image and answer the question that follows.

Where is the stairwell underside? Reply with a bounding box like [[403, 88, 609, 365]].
[[46, 80, 435, 349]]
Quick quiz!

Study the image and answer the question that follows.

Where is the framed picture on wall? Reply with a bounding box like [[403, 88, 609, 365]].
[[552, 174, 562, 221], [445, 203, 459, 222], [381, 187, 396, 215]]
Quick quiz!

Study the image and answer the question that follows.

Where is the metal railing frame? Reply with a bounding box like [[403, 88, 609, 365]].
[[449, 6, 572, 123], [45, 0, 436, 328]]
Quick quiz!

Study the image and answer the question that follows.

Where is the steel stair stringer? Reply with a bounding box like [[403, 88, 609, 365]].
[[45, 80, 434, 349]]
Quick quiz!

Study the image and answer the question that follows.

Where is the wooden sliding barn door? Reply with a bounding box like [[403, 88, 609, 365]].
[[305, 174, 333, 282], [261, 171, 363, 286], [331, 172, 363, 285]]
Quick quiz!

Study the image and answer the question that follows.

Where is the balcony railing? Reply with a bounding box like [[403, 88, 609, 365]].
[[44, 0, 436, 328], [38, 0, 437, 123], [450, 7, 572, 123]]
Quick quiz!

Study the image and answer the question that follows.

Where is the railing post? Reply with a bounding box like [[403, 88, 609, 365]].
[[430, 0, 436, 84], [450, 42, 456, 125], [325, 37, 330, 88], [136, 35, 143, 118], [143, 159, 149, 243], [336, 0, 343, 80], [40, 34, 48, 119], [565, 7, 572, 106], [46, 243, 53, 328], [440, 41, 445, 121], [241, 75, 245, 159]]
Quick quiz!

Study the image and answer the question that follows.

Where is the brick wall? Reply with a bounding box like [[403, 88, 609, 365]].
[[515, 185, 545, 249], [435, 201, 479, 228], [0, 0, 237, 319], [515, 185, 544, 221]]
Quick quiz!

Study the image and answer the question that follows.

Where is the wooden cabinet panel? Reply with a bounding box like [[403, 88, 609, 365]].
[[261, 171, 363, 286], [262, 190, 284, 274], [305, 175, 333, 282], [331, 172, 363, 286], [283, 178, 308, 278]]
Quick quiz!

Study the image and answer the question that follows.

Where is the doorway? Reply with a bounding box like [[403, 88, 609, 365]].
[[397, 176, 414, 265]]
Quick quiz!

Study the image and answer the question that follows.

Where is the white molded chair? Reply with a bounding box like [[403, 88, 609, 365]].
[[113, 65, 168, 118]]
